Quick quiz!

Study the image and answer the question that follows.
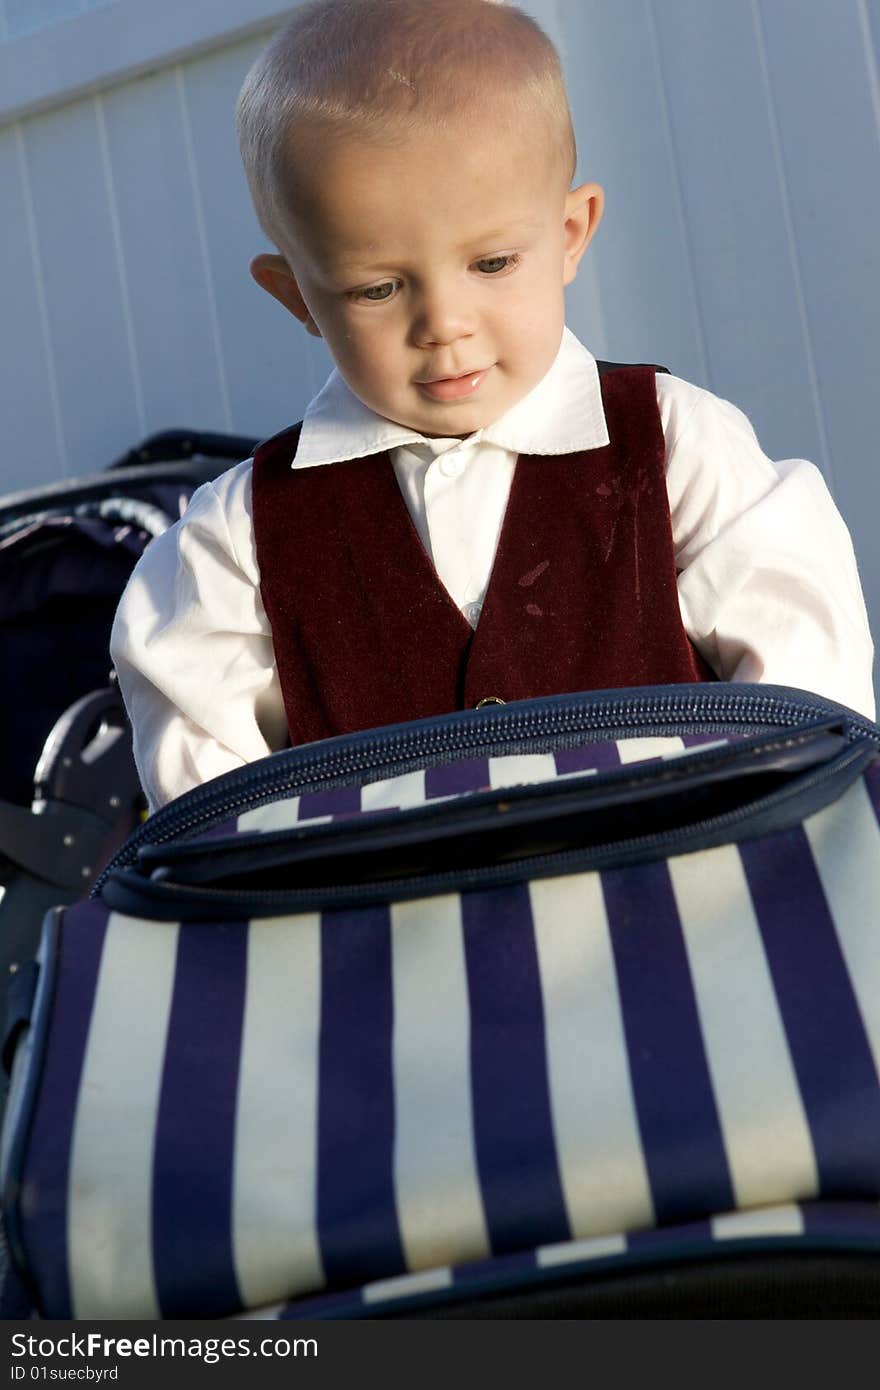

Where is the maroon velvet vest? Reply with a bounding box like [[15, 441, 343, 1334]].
[[252, 365, 711, 745]]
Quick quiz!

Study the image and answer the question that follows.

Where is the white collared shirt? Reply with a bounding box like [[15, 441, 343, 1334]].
[[110, 328, 875, 810]]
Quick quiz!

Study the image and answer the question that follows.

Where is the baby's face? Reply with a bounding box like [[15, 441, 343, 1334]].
[[274, 112, 600, 436]]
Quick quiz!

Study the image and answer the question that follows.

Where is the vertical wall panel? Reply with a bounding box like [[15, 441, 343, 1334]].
[[646, 0, 827, 473], [867, 0, 880, 72], [21, 97, 141, 473], [757, 0, 880, 627], [101, 68, 229, 436], [862, 2, 880, 143], [553, 0, 709, 387], [0, 125, 64, 489], [526, 0, 610, 357], [176, 34, 332, 440]]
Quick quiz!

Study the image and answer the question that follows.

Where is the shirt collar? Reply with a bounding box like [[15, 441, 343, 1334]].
[[293, 326, 610, 468]]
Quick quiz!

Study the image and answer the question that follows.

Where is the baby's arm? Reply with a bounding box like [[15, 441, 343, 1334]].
[[661, 377, 875, 720], [110, 460, 288, 813]]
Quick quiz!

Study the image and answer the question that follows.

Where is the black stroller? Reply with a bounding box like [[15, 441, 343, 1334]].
[[0, 430, 258, 988], [0, 428, 260, 1314]]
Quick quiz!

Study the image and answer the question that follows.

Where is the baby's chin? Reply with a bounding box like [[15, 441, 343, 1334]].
[[400, 406, 497, 439], [351, 361, 547, 439], [365, 398, 493, 439], [392, 378, 529, 437]]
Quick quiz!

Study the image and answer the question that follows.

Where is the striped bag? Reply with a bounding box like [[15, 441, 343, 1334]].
[[3, 683, 880, 1319]]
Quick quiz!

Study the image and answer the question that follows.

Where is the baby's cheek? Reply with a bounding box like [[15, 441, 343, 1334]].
[[519, 302, 565, 354]]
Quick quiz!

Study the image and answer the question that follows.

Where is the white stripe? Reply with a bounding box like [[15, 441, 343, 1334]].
[[615, 736, 686, 764], [68, 913, 179, 1318], [361, 769, 427, 812], [669, 845, 818, 1209], [711, 1204, 804, 1240], [664, 738, 731, 759], [537, 1232, 627, 1268], [804, 777, 880, 1081], [488, 753, 559, 789], [531, 873, 654, 1237], [233, 914, 324, 1308], [363, 1265, 453, 1304], [237, 798, 334, 834], [390, 895, 490, 1270], [238, 796, 301, 833]]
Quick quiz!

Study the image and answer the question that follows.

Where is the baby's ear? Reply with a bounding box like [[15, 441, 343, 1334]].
[[249, 254, 322, 337], [562, 183, 604, 286]]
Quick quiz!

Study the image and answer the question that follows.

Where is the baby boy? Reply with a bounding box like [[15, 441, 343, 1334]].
[[111, 0, 874, 812]]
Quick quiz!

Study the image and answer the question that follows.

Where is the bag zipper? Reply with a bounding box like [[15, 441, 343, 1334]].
[[101, 738, 874, 920], [136, 720, 846, 882], [94, 684, 879, 892]]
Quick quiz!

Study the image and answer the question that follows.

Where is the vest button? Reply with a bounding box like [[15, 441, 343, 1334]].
[[475, 696, 506, 708]]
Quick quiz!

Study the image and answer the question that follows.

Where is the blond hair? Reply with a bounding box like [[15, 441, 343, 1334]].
[[237, 0, 577, 247]]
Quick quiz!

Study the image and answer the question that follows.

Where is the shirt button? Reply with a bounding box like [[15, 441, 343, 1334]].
[[439, 452, 464, 478]]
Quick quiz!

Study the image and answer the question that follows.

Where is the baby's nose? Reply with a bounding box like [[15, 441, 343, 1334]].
[[411, 288, 476, 347]]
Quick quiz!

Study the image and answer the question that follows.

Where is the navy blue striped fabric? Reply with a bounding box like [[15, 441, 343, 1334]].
[[194, 818, 240, 840], [461, 884, 569, 1254], [21, 900, 109, 1318], [602, 861, 735, 1223], [278, 1287, 360, 1319], [553, 741, 622, 774], [317, 906, 405, 1287], [801, 1200, 880, 1240], [152, 920, 248, 1317], [298, 786, 363, 819], [740, 828, 880, 1196], [452, 1248, 539, 1284], [424, 757, 491, 798], [627, 1218, 713, 1253]]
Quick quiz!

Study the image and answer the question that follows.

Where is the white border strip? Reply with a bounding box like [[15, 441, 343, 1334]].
[[711, 1204, 804, 1240]]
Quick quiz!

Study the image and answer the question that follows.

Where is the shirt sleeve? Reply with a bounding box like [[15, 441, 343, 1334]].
[[109, 459, 289, 813], [659, 376, 876, 720]]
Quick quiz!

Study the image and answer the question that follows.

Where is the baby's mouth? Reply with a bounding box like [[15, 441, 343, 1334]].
[[416, 367, 492, 402]]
